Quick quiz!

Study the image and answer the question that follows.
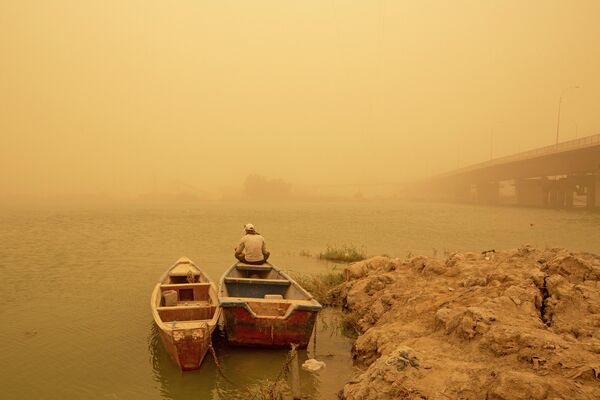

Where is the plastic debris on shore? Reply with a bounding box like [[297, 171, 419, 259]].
[[302, 359, 326, 372]]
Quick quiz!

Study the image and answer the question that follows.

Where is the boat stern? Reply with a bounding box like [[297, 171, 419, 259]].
[[159, 323, 212, 371], [221, 300, 321, 347]]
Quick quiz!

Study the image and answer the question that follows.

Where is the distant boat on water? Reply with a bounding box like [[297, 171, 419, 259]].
[[218, 261, 322, 348], [150, 257, 221, 371]]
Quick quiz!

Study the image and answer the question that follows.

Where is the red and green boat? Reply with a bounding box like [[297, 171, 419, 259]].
[[218, 262, 322, 348]]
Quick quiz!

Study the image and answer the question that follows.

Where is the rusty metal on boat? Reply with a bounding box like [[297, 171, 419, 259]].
[[150, 257, 221, 371], [218, 262, 322, 348]]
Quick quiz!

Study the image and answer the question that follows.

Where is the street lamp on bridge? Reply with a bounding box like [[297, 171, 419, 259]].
[[555, 85, 580, 147]]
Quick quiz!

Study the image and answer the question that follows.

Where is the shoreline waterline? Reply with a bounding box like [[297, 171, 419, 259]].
[[2, 202, 600, 399]]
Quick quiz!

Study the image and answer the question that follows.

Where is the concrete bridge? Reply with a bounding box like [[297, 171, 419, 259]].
[[416, 134, 600, 209]]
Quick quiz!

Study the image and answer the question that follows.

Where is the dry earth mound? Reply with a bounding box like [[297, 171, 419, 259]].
[[332, 247, 600, 400]]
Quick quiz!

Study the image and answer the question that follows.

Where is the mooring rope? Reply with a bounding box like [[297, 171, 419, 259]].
[[274, 344, 295, 383], [209, 344, 235, 385], [209, 342, 298, 400], [313, 316, 318, 357]]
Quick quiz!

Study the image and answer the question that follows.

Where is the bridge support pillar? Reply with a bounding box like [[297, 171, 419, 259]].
[[476, 181, 499, 205], [547, 186, 561, 208], [546, 178, 575, 208], [588, 175, 599, 209], [516, 178, 548, 207], [563, 176, 576, 209], [565, 189, 574, 209]]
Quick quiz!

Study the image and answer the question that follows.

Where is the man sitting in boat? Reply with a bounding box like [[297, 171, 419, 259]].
[[234, 223, 270, 265]]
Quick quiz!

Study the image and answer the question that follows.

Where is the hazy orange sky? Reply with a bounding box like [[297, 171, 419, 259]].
[[1, 1, 599, 197]]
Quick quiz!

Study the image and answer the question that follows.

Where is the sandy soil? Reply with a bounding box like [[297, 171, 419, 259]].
[[331, 246, 600, 399]]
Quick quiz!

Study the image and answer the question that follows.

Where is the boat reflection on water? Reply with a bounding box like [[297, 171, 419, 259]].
[[148, 308, 353, 399]]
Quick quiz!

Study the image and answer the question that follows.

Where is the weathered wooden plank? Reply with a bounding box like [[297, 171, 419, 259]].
[[224, 277, 290, 286], [158, 305, 216, 322]]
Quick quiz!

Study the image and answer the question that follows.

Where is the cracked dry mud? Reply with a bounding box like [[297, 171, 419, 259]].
[[331, 246, 600, 400]]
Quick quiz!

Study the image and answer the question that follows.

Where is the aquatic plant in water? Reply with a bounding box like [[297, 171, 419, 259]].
[[318, 244, 366, 263], [299, 249, 312, 257]]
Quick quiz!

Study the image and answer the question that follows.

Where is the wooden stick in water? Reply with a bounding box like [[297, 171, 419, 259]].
[[290, 343, 301, 400]]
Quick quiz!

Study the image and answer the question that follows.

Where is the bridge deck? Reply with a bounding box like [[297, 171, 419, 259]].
[[434, 134, 600, 182]]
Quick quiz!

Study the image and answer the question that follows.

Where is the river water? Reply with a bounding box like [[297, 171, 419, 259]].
[[1, 200, 599, 399]]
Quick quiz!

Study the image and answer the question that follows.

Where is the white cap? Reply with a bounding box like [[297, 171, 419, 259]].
[[244, 223, 255, 232]]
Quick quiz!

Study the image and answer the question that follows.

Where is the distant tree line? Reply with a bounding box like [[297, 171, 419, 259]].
[[243, 174, 292, 199]]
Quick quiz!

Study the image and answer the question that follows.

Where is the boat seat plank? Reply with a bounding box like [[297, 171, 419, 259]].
[[224, 277, 291, 286], [157, 304, 213, 311], [236, 262, 271, 267], [235, 264, 272, 272], [265, 294, 283, 300], [160, 283, 212, 303], [160, 283, 211, 290], [222, 297, 318, 305], [174, 300, 210, 307], [157, 304, 216, 322]]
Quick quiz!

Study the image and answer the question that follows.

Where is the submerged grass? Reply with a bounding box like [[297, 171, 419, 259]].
[[216, 379, 289, 400], [299, 249, 312, 257], [318, 244, 366, 263], [291, 269, 345, 305]]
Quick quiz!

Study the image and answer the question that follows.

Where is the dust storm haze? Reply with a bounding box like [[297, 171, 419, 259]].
[[1, 1, 600, 201]]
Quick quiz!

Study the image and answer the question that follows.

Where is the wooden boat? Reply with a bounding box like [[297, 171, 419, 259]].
[[150, 257, 221, 371], [218, 261, 322, 348]]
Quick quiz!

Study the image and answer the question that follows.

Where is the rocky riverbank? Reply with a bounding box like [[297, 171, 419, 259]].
[[330, 247, 600, 399]]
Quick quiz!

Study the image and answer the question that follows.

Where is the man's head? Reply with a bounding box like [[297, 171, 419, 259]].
[[244, 223, 256, 234]]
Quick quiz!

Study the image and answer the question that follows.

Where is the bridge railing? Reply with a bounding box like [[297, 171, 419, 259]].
[[441, 133, 600, 178], [431, 134, 600, 180]]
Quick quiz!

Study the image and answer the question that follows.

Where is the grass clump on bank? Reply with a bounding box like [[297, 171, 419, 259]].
[[292, 271, 363, 340], [340, 313, 361, 339], [318, 244, 366, 263], [291, 269, 345, 305]]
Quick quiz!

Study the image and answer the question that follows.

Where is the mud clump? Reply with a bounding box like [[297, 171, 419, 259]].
[[331, 246, 600, 399]]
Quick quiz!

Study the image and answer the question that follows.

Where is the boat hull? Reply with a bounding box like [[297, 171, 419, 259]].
[[222, 304, 318, 347], [150, 257, 221, 372], [157, 324, 214, 371]]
